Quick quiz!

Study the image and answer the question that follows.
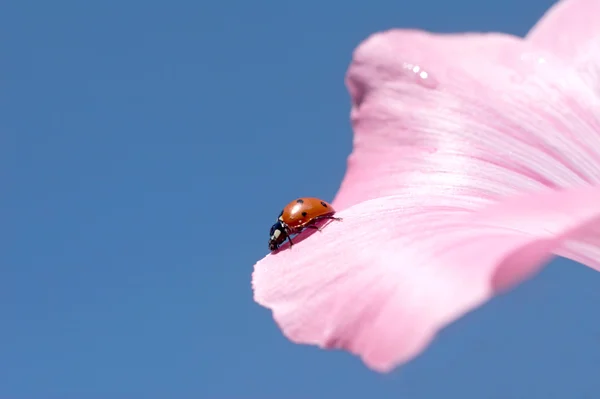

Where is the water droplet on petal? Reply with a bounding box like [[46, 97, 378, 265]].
[[402, 63, 439, 89], [519, 52, 550, 66], [511, 51, 553, 84]]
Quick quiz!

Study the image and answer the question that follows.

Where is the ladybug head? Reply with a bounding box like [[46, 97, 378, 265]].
[[268, 221, 288, 251]]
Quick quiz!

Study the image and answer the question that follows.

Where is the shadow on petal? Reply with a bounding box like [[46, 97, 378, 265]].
[[268, 218, 340, 254]]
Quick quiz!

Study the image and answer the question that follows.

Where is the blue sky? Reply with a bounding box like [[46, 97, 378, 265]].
[[3, 0, 600, 397]]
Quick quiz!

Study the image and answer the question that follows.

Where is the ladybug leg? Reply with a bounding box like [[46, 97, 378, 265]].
[[304, 225, 322, 232], [304, 215, 342, 233], [314, 215, 343, 223], [284, 225, 295, 248]]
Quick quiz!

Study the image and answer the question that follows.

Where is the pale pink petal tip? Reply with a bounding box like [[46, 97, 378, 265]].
[[527, 0, 600, 60], [253, 187, 600, 372]]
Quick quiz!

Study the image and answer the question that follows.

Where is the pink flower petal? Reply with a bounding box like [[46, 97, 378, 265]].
[[253, 0, 600, 372], [253, 187, 600, 372], [336, 29, 599, 212], [335, 28, 600, 267]]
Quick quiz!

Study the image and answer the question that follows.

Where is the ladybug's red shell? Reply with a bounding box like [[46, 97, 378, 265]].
[[268, 197, 341, 251], [279, 197, 336, 231]]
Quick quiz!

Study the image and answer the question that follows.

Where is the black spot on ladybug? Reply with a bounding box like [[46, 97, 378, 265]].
[[321, 201, 328, 207], [302, 211, 308, 217], [296, 199, 304, 204]]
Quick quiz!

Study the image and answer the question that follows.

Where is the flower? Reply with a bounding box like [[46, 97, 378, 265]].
[[252, 0, 600, 373]]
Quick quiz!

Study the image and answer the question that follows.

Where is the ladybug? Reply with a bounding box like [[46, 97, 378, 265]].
[[268, 197, 342, 251]]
